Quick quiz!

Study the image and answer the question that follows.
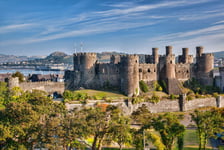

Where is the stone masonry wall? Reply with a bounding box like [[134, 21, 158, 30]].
[[19, 82, 65, 94], [185, 97, 217, 111], [66, 96, 224, 115]]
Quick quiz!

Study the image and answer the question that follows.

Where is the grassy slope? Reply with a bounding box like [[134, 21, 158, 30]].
[[74, 89, 127, 100]]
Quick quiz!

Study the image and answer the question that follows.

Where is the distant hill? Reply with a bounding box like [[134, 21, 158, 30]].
[[213, 51, 224, 59], [28, 51, 73, 65], [2, 50, 222, 65], [0, 54, 42, 63]]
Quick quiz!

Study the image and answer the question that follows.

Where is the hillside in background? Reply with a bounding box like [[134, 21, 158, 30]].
[[213, 51, 224, 59], [1, 50, 223, 65], [0, 54, 44, 63]]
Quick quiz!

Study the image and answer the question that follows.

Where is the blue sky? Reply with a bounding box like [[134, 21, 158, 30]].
[[0, 0, 224, 56]]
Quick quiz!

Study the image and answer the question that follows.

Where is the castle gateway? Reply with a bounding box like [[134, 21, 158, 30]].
[[65, 46, 214, 97]]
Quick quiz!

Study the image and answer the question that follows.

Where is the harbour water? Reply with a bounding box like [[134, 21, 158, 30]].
[[0, 69, 64, 76]]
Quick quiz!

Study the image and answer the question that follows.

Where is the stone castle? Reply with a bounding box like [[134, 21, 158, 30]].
[[65, 46, 214, 97]]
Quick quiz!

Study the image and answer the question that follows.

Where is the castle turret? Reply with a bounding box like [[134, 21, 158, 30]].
[[152, 48, 159, 64], [165, 46, 176, 79], [166, 46, 172, 56], [73, 53, 97, 87], [7, 77, 19, 89], [195, 46, 214, 85], [120, 55, 139, 97], [196, 46, 203, 58], [182, 48, 188, 63]]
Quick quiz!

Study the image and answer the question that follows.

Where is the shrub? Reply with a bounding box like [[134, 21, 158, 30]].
[[12, 71, 25, 82], [159, 80, 167, 92], [212, 92, 219, 98], [132, 97, 144, 104], [154, 81, 163, 91], [139, 80, 149, 93], [147, 93, 160, 103]]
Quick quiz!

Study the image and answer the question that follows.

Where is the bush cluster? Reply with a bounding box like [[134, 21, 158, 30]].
[[139, 80, 149, 93]]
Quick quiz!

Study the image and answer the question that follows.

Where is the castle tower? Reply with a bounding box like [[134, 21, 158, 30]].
[[7, 77, 19, 89], [196, 46, 203, 65], [182, 48, 189, 63], [165, 46, 176, 79], [166, 46, 172, 56], [195, 46, 214, 85], [152, 48, 159, 64], [196, 46, 203, 57], [219, 67, 224, 92], [73, 53, 97, 87], [120, 55, 139, 97]]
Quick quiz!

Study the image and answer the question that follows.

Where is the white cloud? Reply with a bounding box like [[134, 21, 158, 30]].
[[148, 24, 224, 54], [96, 0, 214, 16], [0, 24, 36, 33], [213, 20, 224, 25]]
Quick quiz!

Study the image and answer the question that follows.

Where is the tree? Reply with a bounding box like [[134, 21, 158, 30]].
[[0, 82, 9, 107], [110, 115, 132, 150], [83, 105, 121, 150], [191, 109, 224, 150], [12, 71, 25, 82], [60, 109, 88, 150], [152, 113, 185, 150], [3, 102, 40, 149], [131, 104, 152, 125]]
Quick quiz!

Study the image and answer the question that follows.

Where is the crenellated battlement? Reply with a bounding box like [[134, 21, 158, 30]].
[[120, 54, 139, 59], [74, 52, 96, 57], [202, 53, 213, 57]]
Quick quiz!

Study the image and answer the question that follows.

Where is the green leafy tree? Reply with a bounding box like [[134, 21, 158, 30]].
[[3, 102, 40, 149], [83, 105, 121, 150], [191, 109, 224, 150], [131, 104, 152, 125], [12, 71, 25, 82], [152, 113, 185, 150], [110, 116, 132, 150], [60, 109, 88, 150], [0, 82, 9, 108]]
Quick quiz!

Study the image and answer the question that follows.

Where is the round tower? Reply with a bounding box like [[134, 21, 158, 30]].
[[202, 53, 214, 74], [152, 48, 159, 64], [165, 46, 175, 79], [73, 53, 81, 71], [182, 48, 189, 63], [75, 52, 97, 83], [196, 46, 203, 58], [166, 46, 172, 56], [7, 77, 19, 89], [165, 63, 176, 79], [120, 55, 139, 97]]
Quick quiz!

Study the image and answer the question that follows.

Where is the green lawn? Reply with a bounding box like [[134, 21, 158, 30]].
[[74, 89, 127, 100], [184, 129, 200, 146]]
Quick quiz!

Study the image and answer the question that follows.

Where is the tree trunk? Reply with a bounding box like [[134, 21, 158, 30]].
[[119, 144, 122, 150], [97, 135, 105, 150], [92, 135, 98, 150]]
